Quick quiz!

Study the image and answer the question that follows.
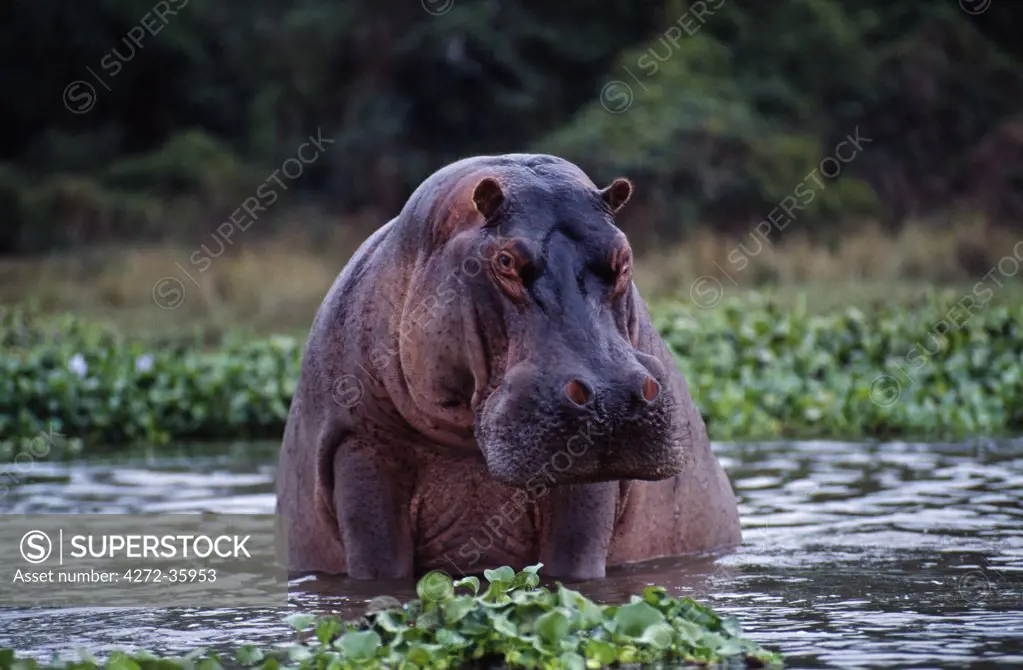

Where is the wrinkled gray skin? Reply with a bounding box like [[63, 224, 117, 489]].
[[276, 154, 740, 580]]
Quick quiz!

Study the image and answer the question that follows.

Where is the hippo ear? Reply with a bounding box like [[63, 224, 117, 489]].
[[601, 178, 633, 213], [472, 177, 505, 219]]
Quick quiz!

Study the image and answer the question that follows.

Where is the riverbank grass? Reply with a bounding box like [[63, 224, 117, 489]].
[[3, 220, 1022, 342]]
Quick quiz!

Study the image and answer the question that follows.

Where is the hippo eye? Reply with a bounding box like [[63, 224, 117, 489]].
[[498, 251, 515, 269], [609, 245, 632, 297]]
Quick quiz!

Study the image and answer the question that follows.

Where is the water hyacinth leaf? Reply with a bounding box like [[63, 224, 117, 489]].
[[316, 618, 342, 644], [613, 601, 666, 638], [583, 638, 618, 666], [577, 598, 605, 630], [434, 628, 469, 648], [372, 611, 405, 633], [488, 612, 520, 637], [514, 563, 543, 588], [196, 658, 223, 670], [0, 563, 783, 668], [442, 595, 476, 624], [283, 613, 315, 631], [641, 585, 669, 607], [414, 606, 442, 630], [483, 565, 516, 585], [479, 590, 513, 607], [506, 649, 539, 668], [105, 655, 140, 670], [234, 646, 264, 665], [404, 643, 445, 666], [698, 631, 727, 653], [558, 585, 583, 608], [390, 626, 427, 647], [677, 597, 717, 627], [558, 651, 587, 670], [518, 570, 541, 589], [337, 630, 382, 661], [638, 622, 676, 650], [186, 646, 209, 662], [75, 649, 97, 664], [457, 616, 492, 637], [365, 595, 402, 613], [416, 570, 455, 602], [534, 609, 572, 645], [676, 619, 704, 645], [286, 645, 312, 663], [615, 644, 642, 665], [720, 615, 742, 637], [452, 576, 480, 595], [716, 638, 747, 657], [510, 587, 539, 605], [154, 661, 188, 670], [558, 587, 604, 629]]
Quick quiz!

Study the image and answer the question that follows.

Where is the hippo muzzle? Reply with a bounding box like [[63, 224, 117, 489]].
[[474, 348, 689, 487]]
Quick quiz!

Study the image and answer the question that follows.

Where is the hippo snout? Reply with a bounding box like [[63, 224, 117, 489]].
[[562, 372, 661, 414], [475, 360, 688, 488]]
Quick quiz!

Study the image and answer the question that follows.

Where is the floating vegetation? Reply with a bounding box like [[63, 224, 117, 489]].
[[3, 291, 1022, 455], [0, 565, 781, 669]]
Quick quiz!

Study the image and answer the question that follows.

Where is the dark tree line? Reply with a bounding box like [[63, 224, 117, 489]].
[[0, 0, 1021, 253]]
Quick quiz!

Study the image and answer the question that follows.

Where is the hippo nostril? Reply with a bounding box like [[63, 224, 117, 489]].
[[641, 376, 660, 403], [564, 379, 592, 406]]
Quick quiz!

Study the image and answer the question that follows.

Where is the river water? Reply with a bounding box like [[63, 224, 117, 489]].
[[1, 439, 1021, 669]]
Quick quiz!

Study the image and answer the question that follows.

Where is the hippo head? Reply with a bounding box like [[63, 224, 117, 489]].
[[454, 164, 689, 488]]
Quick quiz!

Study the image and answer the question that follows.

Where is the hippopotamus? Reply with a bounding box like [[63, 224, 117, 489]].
[[276, 153, 740, 581]]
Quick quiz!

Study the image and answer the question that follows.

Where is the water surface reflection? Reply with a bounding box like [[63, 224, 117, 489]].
[[1, 439, 1021, 668]]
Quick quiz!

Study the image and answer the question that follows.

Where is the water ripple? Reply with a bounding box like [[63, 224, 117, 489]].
[[1, 439, 1021, 668]]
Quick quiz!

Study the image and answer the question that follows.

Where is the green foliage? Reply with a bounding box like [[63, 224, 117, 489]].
[[0, 306, 299, 457], [2, 1, 1021, 253], [542, 1, 1023, 244], [654, 293, 1023, 440], [0, 0, 661, 252], [0, 130, 258, 253], [101, 130, 255, 197], [0, 565, 782, 669], [3, 292, 1023, 456]]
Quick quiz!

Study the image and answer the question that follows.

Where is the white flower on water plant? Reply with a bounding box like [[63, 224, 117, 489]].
[[135, 354, 154, 373], [68, 353, 88, 378]]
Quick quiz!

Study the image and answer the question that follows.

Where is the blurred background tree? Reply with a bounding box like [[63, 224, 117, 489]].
[[0, 0, 1020, 264]]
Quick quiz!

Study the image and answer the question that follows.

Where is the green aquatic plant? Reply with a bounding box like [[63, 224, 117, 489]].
[[0, 306, 300, 456], [653, 293, 1023, 440], [0, 565, 782, 669], [3, 291, 1023, 455]]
